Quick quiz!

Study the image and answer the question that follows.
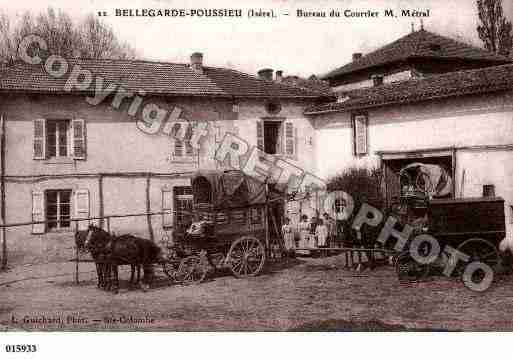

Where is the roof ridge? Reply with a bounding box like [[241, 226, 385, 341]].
[[415, 29, 509, 60], [206, 66, 329, 96], [307, 63, 513, 114], [320, 29, 422, 78], [321, 29, 510, 80], [348, 62, 513, 93]]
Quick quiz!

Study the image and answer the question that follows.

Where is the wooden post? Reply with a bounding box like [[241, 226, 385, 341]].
[[74, 241, 79, 284], [1, 115, 6, 270], [98, 174, 104, 229], [270, 208, 285, 254], [146, 173, 154, 241], [264, 183, 270, 257]]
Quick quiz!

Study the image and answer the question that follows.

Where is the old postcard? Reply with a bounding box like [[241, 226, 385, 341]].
[[1, 0, 513, 346]]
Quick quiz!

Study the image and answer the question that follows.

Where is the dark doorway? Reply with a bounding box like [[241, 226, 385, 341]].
[[263, 121, 281, 155], [383, 155, 454, 208]]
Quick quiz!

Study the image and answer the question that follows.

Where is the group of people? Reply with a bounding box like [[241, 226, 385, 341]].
[[282, 212, 347, 255]]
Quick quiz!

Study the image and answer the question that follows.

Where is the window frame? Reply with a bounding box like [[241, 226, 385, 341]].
[[483, 184, 496, 198], [173, 186, 193, 229], [46, 119, 71, 158], [352, 112, 368, 156], [258, 117, 296, 158], [45, 189, 72, 232], [170, 122, 196, 162]]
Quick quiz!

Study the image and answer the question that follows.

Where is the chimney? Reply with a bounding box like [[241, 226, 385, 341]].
[[190, 52, 203, 74], [275, 70, 283, 83], [352, 53, 362, 62], [257, 68, 274, 81]]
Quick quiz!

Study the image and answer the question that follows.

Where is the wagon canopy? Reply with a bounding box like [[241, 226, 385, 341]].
[[191, 170, 282, 209], [399, 162, 453, 198]]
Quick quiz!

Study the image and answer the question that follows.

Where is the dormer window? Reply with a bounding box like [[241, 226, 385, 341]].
[[371, 74, 384, 87], [429, 43, 441, 52]]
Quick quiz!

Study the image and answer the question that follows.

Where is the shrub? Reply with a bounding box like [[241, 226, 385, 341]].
[[326, 166, 384, 210], [326, 166, 385, 245]]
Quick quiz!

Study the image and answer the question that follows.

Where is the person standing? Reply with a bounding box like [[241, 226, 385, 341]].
[[335, 198, 350, 247], [309, 215, 319, 249], [281, 217, 295, 255], [323, 212, 336, 248], [315, 218, 328, 257], [297, 214, 311, 255]]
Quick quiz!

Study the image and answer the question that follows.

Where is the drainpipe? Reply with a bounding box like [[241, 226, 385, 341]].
[[1, 115, 6, 269]]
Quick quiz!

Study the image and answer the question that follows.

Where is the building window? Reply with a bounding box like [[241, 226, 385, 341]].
[[216, 212, 229, 224], [172, 123, 194, 158], [257, 120, 295, 156], [483, 184, 495, 197], [352, 114, 368, 155], [173, 186, 193, 229], [265, 101, 282, 115], [250, 207, 262, 224], [46, 189, 72, 230], [33, 119, 86, 160], [46, 120, 70, 158], [231, 210, 246, 224], [371, 74, 384, 87]]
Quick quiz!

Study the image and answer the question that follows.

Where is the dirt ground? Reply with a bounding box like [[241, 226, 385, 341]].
[[1, 255, 513, 331]]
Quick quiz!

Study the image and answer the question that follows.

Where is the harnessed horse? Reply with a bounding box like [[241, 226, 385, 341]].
[[76, 225, 163, 292]]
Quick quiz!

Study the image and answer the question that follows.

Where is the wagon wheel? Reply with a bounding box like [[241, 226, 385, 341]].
[[162, 261, 179, 279], [456, 238, 500, 280], [395, 251, 430, 281], [227, 236, 266, 278], [176, 255, 208, 285]]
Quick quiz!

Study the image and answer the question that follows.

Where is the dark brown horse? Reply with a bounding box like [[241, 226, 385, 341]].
[[75, 228, 112, 289], [76, 225, 163, 292]]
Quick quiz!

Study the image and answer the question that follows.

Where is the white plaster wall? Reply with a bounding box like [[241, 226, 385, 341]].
[[313, 90, 513, 250], [333, 70, 413, 94]]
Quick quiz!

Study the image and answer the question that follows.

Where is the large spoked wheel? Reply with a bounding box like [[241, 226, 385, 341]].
[[456, 238, 500, 279], [162, 261, 179, 279], [395, 251, 430, 281], [227, 236, 266, 278], [176, 255, 208, 285]]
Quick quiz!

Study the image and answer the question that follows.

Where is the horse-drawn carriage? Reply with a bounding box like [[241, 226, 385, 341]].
[[392, 163, 506, 286], [161, 170, 282, 284], [77, 170, 282, 291]]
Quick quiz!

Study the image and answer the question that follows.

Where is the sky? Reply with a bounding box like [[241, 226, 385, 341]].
[[1, 0, 512, 78]]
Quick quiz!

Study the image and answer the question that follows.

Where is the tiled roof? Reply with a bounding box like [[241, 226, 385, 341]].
[[0, 58, 327, 99], [305, 63, 513, 115], [280, 75, 332, 95], [321, 29, 511, 80]]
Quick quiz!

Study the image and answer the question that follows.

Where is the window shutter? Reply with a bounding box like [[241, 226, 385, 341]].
[[353, 114, 368, 155], [185, 124, 194, 156], [72, 119, 86, 159], [162, 189, 173, 228], [284, 121, 295, 156], [32, 191, 45, 234], [74, 189, 89, 230], [33, 119, 46, 159], [256, 120, 264, 151], [174, 139, 183, 157]]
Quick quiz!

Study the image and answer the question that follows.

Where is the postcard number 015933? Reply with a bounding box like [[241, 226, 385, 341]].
[[4, 345, 38, 353]]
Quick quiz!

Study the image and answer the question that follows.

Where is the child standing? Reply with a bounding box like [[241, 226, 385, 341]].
[[282, 217, 295, 254], [297, 214, 311, 255], [315, 219, 328, 257]]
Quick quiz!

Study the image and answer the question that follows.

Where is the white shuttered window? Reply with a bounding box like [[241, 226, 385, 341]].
[[353, 114, 368, 155]]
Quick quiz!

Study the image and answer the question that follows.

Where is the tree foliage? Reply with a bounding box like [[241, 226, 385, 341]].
[[476, 0, 513, 56], [326, 166, 384, 211], [0, 8, 137, 62], [326, 167, 385, 245]]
